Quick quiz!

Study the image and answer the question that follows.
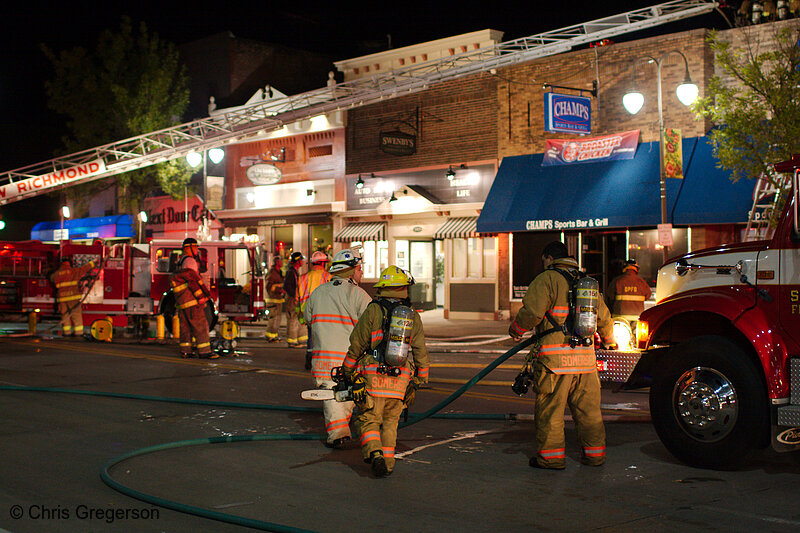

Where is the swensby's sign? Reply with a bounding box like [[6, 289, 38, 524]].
[[379, 131, 416, 156], [0, 160, 106, 202]]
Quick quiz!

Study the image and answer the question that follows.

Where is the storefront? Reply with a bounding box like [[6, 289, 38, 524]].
[[478, 136, 755, 310], [336, 161, 498, 317], [142, 195, 222, 242]]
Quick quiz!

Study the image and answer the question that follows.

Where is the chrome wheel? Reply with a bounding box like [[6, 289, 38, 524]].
[[672, 366, 738, 443]]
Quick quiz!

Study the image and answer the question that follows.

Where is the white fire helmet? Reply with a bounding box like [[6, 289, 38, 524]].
[[182, 257, 199, 273], [329, 249, 361, 273]]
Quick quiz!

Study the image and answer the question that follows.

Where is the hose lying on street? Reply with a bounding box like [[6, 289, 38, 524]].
[[1, 335, 539, 532]]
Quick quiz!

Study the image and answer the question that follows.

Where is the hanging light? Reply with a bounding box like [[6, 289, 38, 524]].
[[356, 176, 365, 189], [208, 148, 225, 164], [389, 191, 398, 202], [622, 91, 645, 115], [676, 67, 699, 106], [446, 166, 456, 180], [186, 151, 202, 167]]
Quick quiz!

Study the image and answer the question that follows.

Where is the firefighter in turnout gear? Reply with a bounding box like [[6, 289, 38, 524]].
[[170, 255, 216, 359], [297, 250, 332, 370], [50, 257, 96, 337], [343, 265, 430, 477], [304, 249, 372, 448], [264, 255, 285, 342], [283, 251, 305, 348], [605, 259, 651, 322], [509, 241, 615, 470]]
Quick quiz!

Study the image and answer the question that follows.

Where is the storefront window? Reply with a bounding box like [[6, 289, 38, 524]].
[[452, 239, 467, 278], [272, 226, 293, 265], [467, 238, 481, 277], [350, 240, 388, 279], [452, 237, 496, 279], [628, 228, 689, 286], [395, 239, 409, 271], [309, 224, 333, 257]]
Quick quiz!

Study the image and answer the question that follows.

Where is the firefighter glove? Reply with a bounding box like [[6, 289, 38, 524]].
[[351, 373, 368, 403], [403, 378, 419, 406], [508, 324, 522, 341]]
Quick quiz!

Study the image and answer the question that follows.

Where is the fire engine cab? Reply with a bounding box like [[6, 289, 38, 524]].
[[0, 238, 266, 335], [601, 155, 800, 469]]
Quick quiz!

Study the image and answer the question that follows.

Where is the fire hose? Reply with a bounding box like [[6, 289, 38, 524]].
[[0, 335, 539, 532]]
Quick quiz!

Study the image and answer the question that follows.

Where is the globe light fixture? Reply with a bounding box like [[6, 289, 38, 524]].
[[208, 148, 225, 164], [622, 91, 645, 115], [186, 151, 202, 167]]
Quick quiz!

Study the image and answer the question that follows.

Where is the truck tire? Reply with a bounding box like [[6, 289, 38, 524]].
[[649, 335, 768, 470]]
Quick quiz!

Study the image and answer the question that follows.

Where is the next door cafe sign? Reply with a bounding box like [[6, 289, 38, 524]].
[[544, 92, 591, 135]]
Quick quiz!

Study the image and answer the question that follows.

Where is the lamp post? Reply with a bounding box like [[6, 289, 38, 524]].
[[137, 211, 148, 244], [59, 205, 70, 241], [186, 147, 225, 208], [623, 51, 698, 262]]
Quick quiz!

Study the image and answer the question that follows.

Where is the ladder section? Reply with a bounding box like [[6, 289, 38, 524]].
[[0, 0, 718, 205], [744, 171, 790, 241]]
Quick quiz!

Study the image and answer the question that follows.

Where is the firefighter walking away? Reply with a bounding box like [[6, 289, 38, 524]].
[[343, 265, 430, 477], [50, 256, 97, 338], [509, 241, 615, 470]]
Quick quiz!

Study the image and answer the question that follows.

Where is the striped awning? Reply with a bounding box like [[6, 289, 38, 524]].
[[334, 222, 387, 242], [434, 217, 479, 239]]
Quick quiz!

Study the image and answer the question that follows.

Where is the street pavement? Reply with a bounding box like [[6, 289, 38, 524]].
[[2, 316, 800, 532]]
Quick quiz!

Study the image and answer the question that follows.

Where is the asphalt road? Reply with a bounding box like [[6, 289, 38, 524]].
[[1, 333, 800, 532]]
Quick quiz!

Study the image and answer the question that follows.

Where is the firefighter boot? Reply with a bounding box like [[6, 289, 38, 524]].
[[370, 450, 389, 478]]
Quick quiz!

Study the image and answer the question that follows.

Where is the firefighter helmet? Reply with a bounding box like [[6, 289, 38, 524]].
[[289, 251, 305, 264], [623, 259, 639, 273], [182, 257, 199, 273], [374, 266, 413, 288], [182, 237, 198, 247], [329, 249, 361, 273], [310, 251, 330, 265]]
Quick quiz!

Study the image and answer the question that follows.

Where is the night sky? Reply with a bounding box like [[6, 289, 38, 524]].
[[0, 1, 734, 236]]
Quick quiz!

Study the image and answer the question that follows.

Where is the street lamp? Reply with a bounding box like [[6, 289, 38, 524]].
[[59, 205, 70, 241], [623, 51, 698, 261], [137, 211, 148, 244], [187, 148, 225, 207]]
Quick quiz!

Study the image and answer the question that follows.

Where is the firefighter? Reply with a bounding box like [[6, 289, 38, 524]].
[[283, 251, 305, 348], [343, 265, 430, 477], [605, 259, 652, 323], [264, 255, 285, 342], [296, 251, 332, 369], [50, 257, 96, 337], [304, 249, 372, 448], [182, 237, 201, 264], [508, 241, 615, 470], [170, 256, 217, 359]]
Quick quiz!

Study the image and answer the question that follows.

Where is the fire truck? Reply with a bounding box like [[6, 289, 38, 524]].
[[599, 155, 800, 470], [0, 238, 266, 337]]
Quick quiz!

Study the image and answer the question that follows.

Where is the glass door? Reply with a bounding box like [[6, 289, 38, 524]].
[[410, 241, 434, 310]]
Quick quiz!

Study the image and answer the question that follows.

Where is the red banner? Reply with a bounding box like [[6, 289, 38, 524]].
[[542, 130, 639, 166]]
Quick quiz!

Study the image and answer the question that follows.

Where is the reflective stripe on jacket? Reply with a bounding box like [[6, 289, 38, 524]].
[[304, 277, 372, 380], [297, 268, 332, 315], [511, 257, 613, 374], [50, 261, 95, 303], [605, 271, 651, 318], [343, 293, 430, 399], [170, 268, 208, 310]]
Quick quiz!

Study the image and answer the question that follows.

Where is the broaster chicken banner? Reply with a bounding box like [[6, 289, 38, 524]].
[[0, 160, 107, 202], [542, 130, 639, 166]]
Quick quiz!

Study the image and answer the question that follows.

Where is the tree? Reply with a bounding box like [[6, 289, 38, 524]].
[[42, 17, 193, 216], [693, 23, 800, 224]]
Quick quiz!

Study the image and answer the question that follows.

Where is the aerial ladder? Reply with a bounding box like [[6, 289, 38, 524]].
[[744, 170, 791, 241], [0, 0, 720, 206]]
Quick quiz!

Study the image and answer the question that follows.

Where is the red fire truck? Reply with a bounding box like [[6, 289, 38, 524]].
[[600, 155, 800, 469], [0, 238, 266, 334]]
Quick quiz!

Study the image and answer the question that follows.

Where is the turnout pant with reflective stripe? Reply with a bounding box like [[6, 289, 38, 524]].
[[315, 377, 354, 443], [264, 303, 283, 338], [58, 301, 84, 335], [354, 396, 404, 472], [178, 305, 211, 356], [533, 362, 606, 467]]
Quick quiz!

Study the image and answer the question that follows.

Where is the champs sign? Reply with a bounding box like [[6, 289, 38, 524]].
[[544, 92, 591, 135], [0, 160, 107, 203]]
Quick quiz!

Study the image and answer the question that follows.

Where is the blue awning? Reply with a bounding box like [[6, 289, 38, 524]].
[[31, 214, 135, 241], [477, 136, 755, 233]]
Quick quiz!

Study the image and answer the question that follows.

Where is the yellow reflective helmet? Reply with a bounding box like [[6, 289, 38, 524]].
[[374, 265, 413, 288]]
